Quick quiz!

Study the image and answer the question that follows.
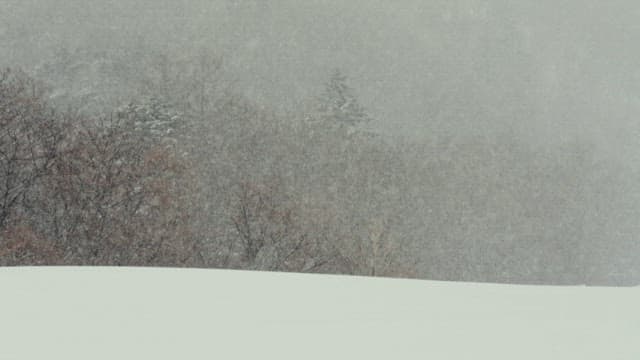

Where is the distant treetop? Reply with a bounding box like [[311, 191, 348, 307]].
[[317, 68, 371, 128]]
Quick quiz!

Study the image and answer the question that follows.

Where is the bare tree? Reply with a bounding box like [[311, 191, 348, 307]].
[[0, 69, 64, 230], [228, 177, 333, 272], [40, 112, 200, 266]]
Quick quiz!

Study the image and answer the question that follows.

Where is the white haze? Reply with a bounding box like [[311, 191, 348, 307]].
[[1, 1, 640, 285], [2, 1, 639, 159]]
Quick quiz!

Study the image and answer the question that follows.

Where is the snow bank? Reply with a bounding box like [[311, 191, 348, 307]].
[[1, 267, 638, 359]]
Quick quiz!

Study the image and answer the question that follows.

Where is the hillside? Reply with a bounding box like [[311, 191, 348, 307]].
[[2, 267, 638, 359]]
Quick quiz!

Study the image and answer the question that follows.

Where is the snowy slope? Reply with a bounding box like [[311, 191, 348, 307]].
[[1, 267, 638, 360]]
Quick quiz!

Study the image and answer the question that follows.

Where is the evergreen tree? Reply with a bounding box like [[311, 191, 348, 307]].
[[317, 68, 370, 128]]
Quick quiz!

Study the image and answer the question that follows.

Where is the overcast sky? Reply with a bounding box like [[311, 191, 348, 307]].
[[2, 0, 639, 163]]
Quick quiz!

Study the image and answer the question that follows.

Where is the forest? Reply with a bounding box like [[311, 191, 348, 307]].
[[1, 0, 639, 285]]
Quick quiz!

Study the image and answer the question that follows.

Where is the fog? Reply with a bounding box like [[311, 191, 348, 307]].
[[4, 1, 639, 148], [1, 0, 639, 285]]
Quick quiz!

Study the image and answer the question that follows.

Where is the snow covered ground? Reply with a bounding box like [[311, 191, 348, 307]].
[[1, 267, 638, 359]]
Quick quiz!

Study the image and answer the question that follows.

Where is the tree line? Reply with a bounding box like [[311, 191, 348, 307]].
[[1, 47, 638, 285]]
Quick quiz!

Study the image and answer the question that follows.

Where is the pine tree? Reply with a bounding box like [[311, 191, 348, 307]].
[[317, 68, 370, 128]]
